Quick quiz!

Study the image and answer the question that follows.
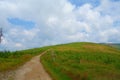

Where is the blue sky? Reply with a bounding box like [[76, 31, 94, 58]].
[[69, 0, 100, 7], [0, 0, 120, 51], [113, 20, 120, 27], [7, 18, 35, 29]]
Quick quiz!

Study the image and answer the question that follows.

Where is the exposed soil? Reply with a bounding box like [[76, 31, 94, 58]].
[[0, 71, 15, 80], [14, 50, 52, 80]]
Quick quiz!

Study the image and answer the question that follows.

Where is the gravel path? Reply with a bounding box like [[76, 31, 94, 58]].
[[14, 50, 52, 80]]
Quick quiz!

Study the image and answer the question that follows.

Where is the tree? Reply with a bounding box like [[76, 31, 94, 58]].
[[0, 28, 3, 43]]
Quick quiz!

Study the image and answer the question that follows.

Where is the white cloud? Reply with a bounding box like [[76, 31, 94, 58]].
[[62, 1, 75, 14], [15, 43, 23, 47], [0, 0, 120, 51], [47, 16, 59, 27]]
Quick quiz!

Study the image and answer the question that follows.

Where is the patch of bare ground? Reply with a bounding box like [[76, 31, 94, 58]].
[[14, 50, 52, 80]]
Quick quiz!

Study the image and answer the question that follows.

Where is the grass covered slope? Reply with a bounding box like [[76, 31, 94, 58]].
[[41, 42, 120, 80], [0, 48, 45, 72]]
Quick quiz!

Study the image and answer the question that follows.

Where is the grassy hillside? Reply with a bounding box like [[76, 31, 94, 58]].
[[0, 48, 45, 72], [1, 42, 120, 80], [41, 42, 120, 80]]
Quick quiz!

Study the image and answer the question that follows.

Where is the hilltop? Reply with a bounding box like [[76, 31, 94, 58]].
[[41, 42, 120, 80]]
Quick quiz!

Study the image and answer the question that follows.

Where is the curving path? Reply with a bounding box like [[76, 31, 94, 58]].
[[14, 50, 52, 80]]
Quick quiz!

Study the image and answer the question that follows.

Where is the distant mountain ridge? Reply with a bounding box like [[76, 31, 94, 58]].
[[101, 43, 120, 50]]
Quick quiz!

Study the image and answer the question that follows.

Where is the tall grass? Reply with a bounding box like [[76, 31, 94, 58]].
[[0, 48, 45, 72], [41, 42, 120, 80]]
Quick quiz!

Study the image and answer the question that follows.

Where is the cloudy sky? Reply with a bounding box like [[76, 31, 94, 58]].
[[0, 0, 120, 51]]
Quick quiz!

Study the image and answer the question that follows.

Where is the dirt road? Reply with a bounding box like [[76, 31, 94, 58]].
[[14, 50, 52, 80]]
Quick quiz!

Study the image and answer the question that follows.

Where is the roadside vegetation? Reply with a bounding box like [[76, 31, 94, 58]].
[[41, 42, 120, 80], [0, 48, 45, 72]]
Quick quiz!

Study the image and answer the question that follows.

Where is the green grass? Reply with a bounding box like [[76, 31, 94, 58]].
[[41, 42, 120, 80], [0, 48, 46, 72], [1, 42, 120, 80]]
